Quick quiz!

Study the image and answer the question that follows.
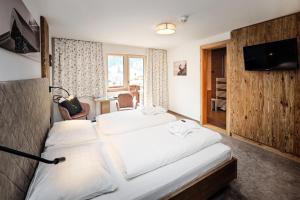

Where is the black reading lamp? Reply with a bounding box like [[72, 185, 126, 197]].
[[49, 86, 71, 103], [0, 145, 65, 164], [0, 87, 68, 164]]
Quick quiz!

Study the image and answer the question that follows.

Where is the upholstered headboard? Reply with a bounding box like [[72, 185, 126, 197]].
[[0, 78, 50, 200]]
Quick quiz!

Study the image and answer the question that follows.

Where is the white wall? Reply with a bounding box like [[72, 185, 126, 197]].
[[167, 32, 230, 121], [52, 42, 147, 122], [0, 0, 41, 81], [0, 47, 41, 81]]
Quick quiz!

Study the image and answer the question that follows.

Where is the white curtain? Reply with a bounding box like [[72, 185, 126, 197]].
[[53, 38, 106, 97], [144, 48, 169, 109]]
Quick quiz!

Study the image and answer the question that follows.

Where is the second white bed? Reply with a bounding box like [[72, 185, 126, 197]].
[[95, 140, 232, 200]]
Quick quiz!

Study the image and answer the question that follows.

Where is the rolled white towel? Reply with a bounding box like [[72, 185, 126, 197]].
[[168, 119, 200, 138], [141, 105, 166, 115]]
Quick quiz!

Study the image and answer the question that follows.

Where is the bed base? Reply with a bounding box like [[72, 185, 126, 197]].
[[163, 157, 237, 200]]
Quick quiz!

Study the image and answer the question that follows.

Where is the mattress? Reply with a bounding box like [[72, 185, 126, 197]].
[[94, 140, 232, 200], [95, 109, 176, 135]]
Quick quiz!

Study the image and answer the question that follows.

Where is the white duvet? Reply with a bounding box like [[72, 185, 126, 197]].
[[107, 124, 222, 179], [96, 109, 176, 135]]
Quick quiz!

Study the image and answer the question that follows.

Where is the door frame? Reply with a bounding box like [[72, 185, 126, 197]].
[[200, 40, 230, 134]]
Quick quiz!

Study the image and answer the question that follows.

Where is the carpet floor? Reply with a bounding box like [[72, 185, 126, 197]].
[[210, 135, 300, 200]]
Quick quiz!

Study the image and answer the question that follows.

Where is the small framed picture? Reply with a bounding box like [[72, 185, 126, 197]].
[[174, 60, 187, 76]]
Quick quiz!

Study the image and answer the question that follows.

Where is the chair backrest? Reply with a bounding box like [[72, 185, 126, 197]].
[[58, 105, 72, 120], [129, 85, 140, 104], [118, 93, 133, 108]]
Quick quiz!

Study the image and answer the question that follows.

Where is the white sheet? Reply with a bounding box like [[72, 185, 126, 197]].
[[141, 105, 166, 115], [106, 124, 222, 179], [94, 142, 232, 200], [95, 109, 176, 135]]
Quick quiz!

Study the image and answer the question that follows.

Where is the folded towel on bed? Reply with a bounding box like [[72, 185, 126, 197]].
[[168, 119, 201, 138], [141, 105, 166, 115]]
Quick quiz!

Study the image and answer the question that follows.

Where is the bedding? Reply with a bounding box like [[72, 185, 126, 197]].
[[141, 105, 166, 115], [105, 124, 222, 179], [94, 142, 232, 200], [168, 119, 201, 137], [26, 142, 117, 200], [45, 120, 98, 149], [96, 109, 176, 135]]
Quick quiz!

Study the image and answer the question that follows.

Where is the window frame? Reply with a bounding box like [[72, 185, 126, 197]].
[[107, 53, 145, 92]]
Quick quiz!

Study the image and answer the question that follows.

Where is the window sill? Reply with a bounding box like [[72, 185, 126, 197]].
[[107, 87, 129, 92]]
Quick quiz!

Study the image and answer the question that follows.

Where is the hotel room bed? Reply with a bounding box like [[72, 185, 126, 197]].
[[0, 78, 237, 200], [95, 109, 176, 135], [95, 141, 232, 200]]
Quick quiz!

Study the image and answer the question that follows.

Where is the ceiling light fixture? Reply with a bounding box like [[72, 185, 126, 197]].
[[155, 23, 176, 35]]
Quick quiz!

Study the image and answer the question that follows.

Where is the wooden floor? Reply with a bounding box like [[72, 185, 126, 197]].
[[207, 95, 226, 129]]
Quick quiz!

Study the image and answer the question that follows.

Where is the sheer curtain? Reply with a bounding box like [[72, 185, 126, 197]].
[[144, 48, 169, 109], [53, 38, 106, 97]]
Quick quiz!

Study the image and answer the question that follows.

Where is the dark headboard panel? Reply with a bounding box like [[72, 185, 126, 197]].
[[0, 78, 50, 200]]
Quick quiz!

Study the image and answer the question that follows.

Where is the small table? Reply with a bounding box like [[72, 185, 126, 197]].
[[94, 97, 117, 114]]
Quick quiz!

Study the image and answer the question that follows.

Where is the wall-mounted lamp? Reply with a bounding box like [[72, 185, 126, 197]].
[[49, 86, 71, 103], [0, 145, 65, 165]]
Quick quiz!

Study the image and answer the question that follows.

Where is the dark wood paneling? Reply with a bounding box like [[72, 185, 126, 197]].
[[228, 13, 300, 155], [294, 13, 300, 155], [40, 16, 50, 80], [211, 48, 226, 98]]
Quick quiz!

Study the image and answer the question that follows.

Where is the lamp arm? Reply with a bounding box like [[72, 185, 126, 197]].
[[49, 86, 70, 96], [0, 145, 65, 165]]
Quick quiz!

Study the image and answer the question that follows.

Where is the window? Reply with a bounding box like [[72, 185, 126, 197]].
[[129, 57, 144, 87], [107, 54, 145, 104], [107, 55, 124, 87], [107, 54, 144, 90]]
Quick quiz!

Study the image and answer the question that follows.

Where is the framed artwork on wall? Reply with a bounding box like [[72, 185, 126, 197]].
[[173, 60, 187, 76], [0, 0, 40, 61]]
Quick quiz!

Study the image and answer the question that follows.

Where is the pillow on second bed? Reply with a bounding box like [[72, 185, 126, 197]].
[[26, 142, 117, 200], [45, 120, 98, 149]]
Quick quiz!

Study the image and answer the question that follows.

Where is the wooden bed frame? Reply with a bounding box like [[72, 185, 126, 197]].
[[0, 78, 237, 200], [164, 157, 237, 200]]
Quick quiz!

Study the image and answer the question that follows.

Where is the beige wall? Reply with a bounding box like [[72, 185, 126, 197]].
[[167, 32, 230, 121]]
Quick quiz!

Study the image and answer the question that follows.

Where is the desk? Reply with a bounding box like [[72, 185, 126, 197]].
[[94, 97, 117, 114]]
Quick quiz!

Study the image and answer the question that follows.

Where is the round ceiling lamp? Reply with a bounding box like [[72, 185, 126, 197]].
[[155, 23, 176, 35]]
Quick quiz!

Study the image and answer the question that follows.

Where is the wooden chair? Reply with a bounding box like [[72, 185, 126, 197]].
[[129, 85, 140, 105], [116, 93, 136, 111], [58, 102, 90, 120]]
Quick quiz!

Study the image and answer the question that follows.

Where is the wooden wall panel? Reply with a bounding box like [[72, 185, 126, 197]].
[[228, 13, 300, 155], [40, 16, 50, 80], [294, 13, 300, 155]]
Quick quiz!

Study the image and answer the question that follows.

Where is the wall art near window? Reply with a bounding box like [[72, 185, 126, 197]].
[[173, 60, 187, 76], [0, 0, 40, 61]]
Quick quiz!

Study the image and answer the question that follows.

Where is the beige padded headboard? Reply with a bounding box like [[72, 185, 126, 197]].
[[0, 78, 50, 200]]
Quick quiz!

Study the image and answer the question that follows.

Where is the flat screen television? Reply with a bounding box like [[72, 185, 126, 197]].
[[243, 38, 299, 71]]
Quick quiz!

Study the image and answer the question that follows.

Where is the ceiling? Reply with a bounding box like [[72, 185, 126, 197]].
[[24, 0, 300, 49]]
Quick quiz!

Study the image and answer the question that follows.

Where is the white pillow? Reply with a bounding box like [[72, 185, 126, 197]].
[[45, 120, 98, 148], [26, 142, 117, 200]]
